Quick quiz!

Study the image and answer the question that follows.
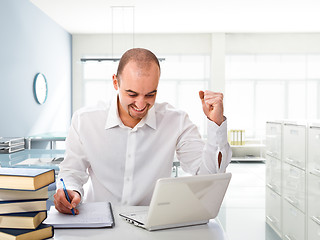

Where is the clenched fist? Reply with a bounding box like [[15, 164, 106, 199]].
[[199, 90, 224, 126]]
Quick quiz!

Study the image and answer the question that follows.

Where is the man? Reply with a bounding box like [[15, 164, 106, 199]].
[[54, 48, 231, 214]]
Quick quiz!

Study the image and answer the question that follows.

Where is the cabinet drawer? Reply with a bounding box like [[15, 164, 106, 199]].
[[266, 122, 282, 160], [308, 218, 320, 240], [308, 126, 320, 175], [283, 124, 306, 170], [283, 200, 305, 240], [283, 163, 306, 213], [308, 172, 320, 218], [266, 155, 281, 195], [266, 187, 281, 235]]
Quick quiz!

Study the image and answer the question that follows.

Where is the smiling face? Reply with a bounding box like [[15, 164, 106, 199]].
[[113, 60, 160, 128]]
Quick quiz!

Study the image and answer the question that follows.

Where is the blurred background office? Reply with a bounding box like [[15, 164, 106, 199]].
[[1, 1, 320, 239]]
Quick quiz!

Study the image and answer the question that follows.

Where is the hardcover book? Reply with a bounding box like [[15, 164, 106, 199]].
[[0, 168, 55, 191], [0, 211, 47, 229], [0, 223, 54, 240], [0, 199, 47, 214], [0, 187, 49, 201]]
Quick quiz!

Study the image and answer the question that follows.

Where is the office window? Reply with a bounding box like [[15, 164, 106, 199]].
[[82, 61, 117, 106], [82, 55, 210, 136], [157, 55, 210, 137], [225, 54, 320, 139]]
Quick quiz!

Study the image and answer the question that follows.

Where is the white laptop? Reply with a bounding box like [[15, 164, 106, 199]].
[[119, 172, 232, 231]]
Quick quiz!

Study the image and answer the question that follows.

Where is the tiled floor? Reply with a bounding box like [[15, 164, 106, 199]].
[[176, 161, 282, 240]]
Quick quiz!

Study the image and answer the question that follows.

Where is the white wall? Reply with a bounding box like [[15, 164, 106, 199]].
[[0, 0, 72, 138], [226, 33, 320, 54]]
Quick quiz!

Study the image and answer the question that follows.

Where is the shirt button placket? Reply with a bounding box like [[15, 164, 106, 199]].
[[121, 130, 136, 205]]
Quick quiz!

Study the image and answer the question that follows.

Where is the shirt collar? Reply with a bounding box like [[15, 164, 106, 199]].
[[105, 95, 157, 130], [105, 95, 122, 129], [143, 105, 156, 130]]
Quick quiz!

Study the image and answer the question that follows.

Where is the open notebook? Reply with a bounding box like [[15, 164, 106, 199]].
[[44, 202, 114, 228]]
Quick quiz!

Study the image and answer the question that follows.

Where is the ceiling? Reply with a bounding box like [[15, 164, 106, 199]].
[[30, 0, 320, 34]]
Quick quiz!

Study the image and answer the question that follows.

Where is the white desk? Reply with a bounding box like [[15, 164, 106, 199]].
[[52, 206, 228, 240]]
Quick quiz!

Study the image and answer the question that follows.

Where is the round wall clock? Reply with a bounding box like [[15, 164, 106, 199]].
[[33, 73, 48, 104]]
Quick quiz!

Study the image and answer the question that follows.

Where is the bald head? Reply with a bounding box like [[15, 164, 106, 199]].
[[116, 48, 160, 82]]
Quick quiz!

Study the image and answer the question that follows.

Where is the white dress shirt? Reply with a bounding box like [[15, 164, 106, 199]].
[[58, 95, 232, 206]]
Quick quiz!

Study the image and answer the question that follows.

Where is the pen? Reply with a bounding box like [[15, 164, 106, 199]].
[[60, 178, 75, 216]]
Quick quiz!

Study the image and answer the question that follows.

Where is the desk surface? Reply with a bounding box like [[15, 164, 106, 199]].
[[52, 206, 228, 240]]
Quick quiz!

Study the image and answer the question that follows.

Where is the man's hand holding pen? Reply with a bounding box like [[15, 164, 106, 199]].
[[54, 188, 81, 215]]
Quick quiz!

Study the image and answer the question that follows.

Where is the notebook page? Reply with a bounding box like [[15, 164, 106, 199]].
[[44, 202, 114, 228]]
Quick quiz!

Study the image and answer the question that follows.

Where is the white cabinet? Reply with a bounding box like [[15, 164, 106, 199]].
[[266, 187, 282, 235], [283, 163, 306, 213], [282, 122, 306, 240], [308, 126, 320, 176], [266, 154, 282, 195], [308, 123, 320, 240], [283, 199, 305, 240], [231, 144, 265, 161], [266, 121, 315, 240], [283, 123, 306, 170], [266, 122, 282, 159], [308, 218, 320, 240], [266, 121, 282, 238], [308, 172, 320, 223]]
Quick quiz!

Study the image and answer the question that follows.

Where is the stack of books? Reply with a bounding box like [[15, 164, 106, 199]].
[[0, 167, 55, 239], [0, 137, 25, 154]]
